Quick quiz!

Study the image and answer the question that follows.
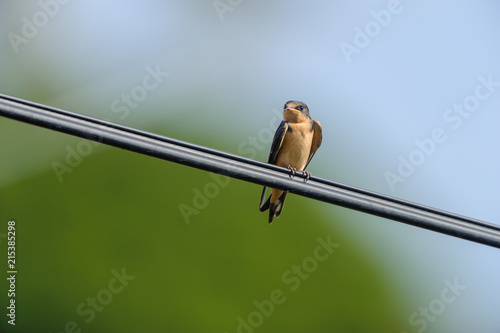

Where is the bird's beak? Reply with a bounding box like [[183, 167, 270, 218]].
[[284, 107, 298, 112]]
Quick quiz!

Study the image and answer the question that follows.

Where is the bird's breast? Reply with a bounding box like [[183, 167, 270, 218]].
[[276, 122, 313, 171]]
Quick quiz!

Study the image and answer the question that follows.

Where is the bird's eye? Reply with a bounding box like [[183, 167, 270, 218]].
[[298, 106, 304, 111]]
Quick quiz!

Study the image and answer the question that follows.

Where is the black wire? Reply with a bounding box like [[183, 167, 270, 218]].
[[1, 93, 499, 248]]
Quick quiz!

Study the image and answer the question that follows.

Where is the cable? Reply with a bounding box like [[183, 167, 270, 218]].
[[1, 93, 499, 248]]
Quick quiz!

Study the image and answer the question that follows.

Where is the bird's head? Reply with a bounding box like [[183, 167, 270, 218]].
[[283, 100, 310, 122]]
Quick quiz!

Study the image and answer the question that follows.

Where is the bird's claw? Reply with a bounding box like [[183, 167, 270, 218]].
[[303, 171, 311, 182], [287, 166, 311, 182]]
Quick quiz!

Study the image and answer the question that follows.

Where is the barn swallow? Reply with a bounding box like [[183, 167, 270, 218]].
[[259, 100, 322, 223]]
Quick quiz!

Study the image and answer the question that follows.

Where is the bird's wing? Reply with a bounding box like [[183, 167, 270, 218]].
[[260, 120, 289, 211], [267, 120, 289, 164], [304, 120, 322, 169]]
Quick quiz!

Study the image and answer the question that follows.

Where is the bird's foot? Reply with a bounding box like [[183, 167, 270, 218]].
[[302, 171, 311, 182], [287, 165, 297, 179]]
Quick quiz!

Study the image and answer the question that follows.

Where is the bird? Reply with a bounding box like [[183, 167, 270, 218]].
[[259, 100, 322, 223]]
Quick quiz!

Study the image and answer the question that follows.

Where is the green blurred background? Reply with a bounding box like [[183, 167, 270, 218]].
[[1, 1, 499, 332]]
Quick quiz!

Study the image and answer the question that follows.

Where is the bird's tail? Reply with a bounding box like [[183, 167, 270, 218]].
[[259, 187, 270, 212], [259, 187, 287, 224]]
